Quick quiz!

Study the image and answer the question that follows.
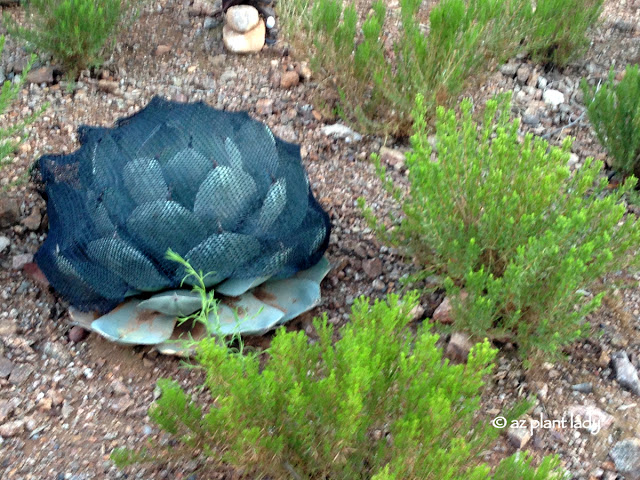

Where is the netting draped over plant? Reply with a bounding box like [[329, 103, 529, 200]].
[[35, 97, 331, 313]]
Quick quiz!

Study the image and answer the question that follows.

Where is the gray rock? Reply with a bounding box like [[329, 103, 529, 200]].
[[522, 114, 540, 126], [203, 16, 221, 29], [0, 419, 24, 437], [445, 332, 473, 363], [225, 5, 259, 33], [219, 69, 238, 83], [321, 123, 362, 143], [9, 364, 33, 386], [571, 382, 593, 393], [543, 89, 565, 107], [499, 63, 519, 78], [612, 351, 640, 396], [610, 438, 640, 480], [379, 147, 406, 171], [0, 195, 20, 228], [362, 258, 382, 279], [516, 65, 530, 84], [566, 405, 614, 434], [0, 357, 14, 378], [537, 76, 548, 89], [61, 400, 74, 419], [0, 236, 9, 253], [507, 425, 531, 449], [12, 253, 33, 270]]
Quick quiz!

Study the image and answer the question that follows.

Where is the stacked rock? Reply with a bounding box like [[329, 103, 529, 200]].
[[223, 5, 265, 54]]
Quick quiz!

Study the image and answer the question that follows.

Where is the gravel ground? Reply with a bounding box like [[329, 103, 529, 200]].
[[1, 0, 640, 478]]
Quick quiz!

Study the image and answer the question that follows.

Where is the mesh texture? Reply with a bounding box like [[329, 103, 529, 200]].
[[35, 97, 331, 312]]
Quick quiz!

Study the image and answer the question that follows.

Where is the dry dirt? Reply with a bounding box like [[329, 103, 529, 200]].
[[1, 0, 640, 479]]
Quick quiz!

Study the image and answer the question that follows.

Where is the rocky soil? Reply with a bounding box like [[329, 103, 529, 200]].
[[1, 0, 640, 478]]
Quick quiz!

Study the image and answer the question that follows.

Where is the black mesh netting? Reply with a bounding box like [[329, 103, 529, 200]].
[[35, 96, 331, 313]]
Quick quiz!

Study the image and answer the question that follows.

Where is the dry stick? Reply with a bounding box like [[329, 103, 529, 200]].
[[540, 109, 586, 141]]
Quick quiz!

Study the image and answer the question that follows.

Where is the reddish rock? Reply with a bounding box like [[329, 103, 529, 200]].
[[280, 70, 300, 89], [26, 66, 54, 84], [362, 258, 383, 279], [68, 326, 89, 343], [23, 262, 50, 287], [0, 195, 20, 228], [256, 98, 273, 115], [444, 332, 473, 363], [154, 45, 172, 56]]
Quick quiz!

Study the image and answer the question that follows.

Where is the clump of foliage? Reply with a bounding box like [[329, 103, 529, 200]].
[[305, 0, 530, 135], [363, 94, 640, 357], [4, 0, 132, 76], [582, 64, 640, 179], [112, 293, 565, 479], [280, 0, 601, 135], [0, 36, 45, 178], [527, 0, 603, 67]]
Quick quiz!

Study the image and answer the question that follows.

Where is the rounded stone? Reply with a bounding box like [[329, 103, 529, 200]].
[[223, 20, 265, 54], [225, 5, 260, 33]]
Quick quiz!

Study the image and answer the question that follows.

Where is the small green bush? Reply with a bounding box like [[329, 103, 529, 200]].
[[527, 0, 603, 67], [582, 64, 640, 179], [5, 0, 132, 76], [112, 293, 564, 479], [363, 94, 640, 357], [0, 36, 44, 177], [305, 0, 530, 135]]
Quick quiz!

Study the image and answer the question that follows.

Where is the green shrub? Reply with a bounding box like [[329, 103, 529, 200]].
[[363, 94, 640, 357], [582, 64, 640, 179], [112, 293, 564, 479], [4, 0, 132, 76], [0, 36, 45, 177], [305, 0, 530, 136], [527, 0, 603, 67]]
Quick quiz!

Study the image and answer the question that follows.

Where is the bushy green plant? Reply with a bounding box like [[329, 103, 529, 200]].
[[305, 0, 530, 135], [527, 0, 603, 67], [363, 94, 640, 357], [0, 36, 45, 176], [582, 64, 640, 179], [4, 0, 132, 76], [112, 293, 564, 479]]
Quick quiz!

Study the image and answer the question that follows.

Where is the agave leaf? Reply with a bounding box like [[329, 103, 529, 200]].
[[90, 298, 176, 344], [154, 320, 207, 357], [224, 138, 244, 170], [253, 278, 321, 324], [86, 237, 170, 290], [214, 275, 272, 297], [136, 290, 203, 317], [213, 295, 285, 335], [181, 232, 261, 286], [122, 157, 169, 204], [295, 256, 331, 283], [68, 306, 99, 329], [162, 148, 212, 208], [126, 200, 208, 262], [193, 166, 259, 231]]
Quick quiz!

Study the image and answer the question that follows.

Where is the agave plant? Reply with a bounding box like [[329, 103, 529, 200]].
[[35, 97, 331, 353]]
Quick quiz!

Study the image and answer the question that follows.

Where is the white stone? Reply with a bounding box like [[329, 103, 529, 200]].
[[266, 16, 276, 29], [320, 123, 362, 143], [543, 89, 565, 107], [0, 236, 9, 253], [225, 5, 260, 33], [223, 20, 265, 54]]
